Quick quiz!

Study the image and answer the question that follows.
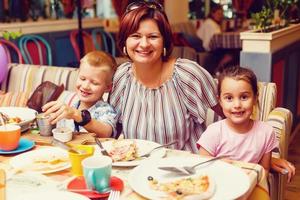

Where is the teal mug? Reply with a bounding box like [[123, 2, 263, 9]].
[[82, 155, 112, 193]]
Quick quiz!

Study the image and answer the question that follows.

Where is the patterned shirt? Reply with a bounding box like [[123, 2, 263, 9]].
[[57, 92, 117, 137], [109, 58, 218, 153]]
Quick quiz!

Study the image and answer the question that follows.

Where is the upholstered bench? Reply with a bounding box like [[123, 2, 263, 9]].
[[0, 63, 292, 200]]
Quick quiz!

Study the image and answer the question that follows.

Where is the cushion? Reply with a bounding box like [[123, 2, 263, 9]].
[[0, 91, 30, 107]]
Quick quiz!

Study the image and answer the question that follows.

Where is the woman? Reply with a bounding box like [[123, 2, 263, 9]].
[[196, 3, 238, 75], [196, 3, 224, 51], [109, 0, 295, 180], [110, 0, 221, 153]]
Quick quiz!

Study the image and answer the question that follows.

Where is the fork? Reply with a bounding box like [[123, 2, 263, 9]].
[[158, 155, 229, 174], [94, 137, 110, 156], [108, 190, 120, 200], [139, 140, 178, 158]]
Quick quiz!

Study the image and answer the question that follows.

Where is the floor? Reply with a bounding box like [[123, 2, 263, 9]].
[[284, 123, 300, 199]]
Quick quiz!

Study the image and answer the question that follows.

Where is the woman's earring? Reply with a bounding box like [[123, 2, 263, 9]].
[[163, 47, 166, 57], [123, 46, 127, 56]]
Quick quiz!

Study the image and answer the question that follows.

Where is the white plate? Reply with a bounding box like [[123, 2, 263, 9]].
[[94, 139, 167, 167], [6, 172, 59, 197], [9, 147, 71, 174], [128, 157, 250, 200], [10, 190, 90, 200], [0, 107, 37, 132]]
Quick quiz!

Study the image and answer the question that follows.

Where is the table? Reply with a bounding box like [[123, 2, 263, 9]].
[[0, 136, 269, 200], [209, 32, 242, 51]]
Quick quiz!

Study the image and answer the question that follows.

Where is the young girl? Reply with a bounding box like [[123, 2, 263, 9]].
[[42, 51, 117, 138], [197, 66, 277, 173]]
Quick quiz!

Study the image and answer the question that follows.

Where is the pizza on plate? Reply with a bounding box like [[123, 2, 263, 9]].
[[108, 140, 138, 162], [23, 155, 69, 172], [148, 175, 215, 200]]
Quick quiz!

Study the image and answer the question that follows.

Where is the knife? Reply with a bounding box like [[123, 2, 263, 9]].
[[52, 139, 86, 154], [94, 137, 110, 156]]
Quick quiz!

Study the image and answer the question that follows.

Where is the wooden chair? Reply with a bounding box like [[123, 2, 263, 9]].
[[0, 39, 23, 63], [92, 27, 116, 57], [18, 34, 52, 65], [69, 30, 95, 62]]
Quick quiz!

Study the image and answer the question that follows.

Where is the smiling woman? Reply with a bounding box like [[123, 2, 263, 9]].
[[109, 0, 222, 153]]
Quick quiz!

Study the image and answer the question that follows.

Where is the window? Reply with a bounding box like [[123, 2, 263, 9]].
[[213, 0, 233, 19]]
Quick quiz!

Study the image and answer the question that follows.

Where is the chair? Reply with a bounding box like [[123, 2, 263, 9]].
[[92, 27, 116, 57], [205, 81, 293, 200], [0, 39, 23, 63], [70, 30, 95, 62], [18, 34, 52, 65]]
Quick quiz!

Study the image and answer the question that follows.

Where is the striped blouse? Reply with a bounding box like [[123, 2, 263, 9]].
[[109, 58, 218, 153]]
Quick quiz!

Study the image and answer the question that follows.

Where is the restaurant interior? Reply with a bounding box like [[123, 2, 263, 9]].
[[0, 0, 300, 200]]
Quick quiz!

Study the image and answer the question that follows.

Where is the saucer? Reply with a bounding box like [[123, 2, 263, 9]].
[[0, 138, 35, 154], [67, 176, 124, 199]]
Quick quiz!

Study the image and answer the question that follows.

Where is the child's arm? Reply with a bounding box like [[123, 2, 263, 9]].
[[42, 101, 113, 138], [83, 119, 112, 138], [259, 152, 272, 174], [199, 147, 213, 157]]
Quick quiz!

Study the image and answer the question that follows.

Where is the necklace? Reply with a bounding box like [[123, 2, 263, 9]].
[[133, 64, 163, 89]]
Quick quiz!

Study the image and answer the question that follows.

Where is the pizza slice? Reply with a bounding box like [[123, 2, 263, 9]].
[[108, 140, 138, 162], [148, 175, 215, 200]]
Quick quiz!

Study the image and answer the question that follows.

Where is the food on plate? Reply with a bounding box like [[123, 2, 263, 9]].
[[108, 139, 138, 162], [22, 155, 69, 172], [0, 112, 22, 125], [148, 175, 215, 200]]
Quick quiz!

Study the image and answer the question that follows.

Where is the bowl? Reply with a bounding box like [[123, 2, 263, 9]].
[[0, 124, 21, 151], [0, 107, 37, 132], [52, 127, 73, 143]]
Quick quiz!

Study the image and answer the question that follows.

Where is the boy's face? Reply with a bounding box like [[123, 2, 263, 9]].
[[76, 63, 111, 108]]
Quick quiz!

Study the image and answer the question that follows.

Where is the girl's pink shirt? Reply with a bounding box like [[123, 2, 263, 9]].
[[197, 119, 278, 163]]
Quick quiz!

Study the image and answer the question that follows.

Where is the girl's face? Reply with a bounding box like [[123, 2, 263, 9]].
[[76, 64, 110, 108], [125, 19, 164, 65], [219, 77, 257, 129]]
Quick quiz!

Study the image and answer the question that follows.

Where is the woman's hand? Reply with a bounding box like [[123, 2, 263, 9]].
[[42, 101, 80, 125], [271, 157, 296, 183]]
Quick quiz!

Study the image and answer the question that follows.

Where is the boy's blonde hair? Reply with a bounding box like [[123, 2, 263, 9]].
[[80, 51, 117, 82]]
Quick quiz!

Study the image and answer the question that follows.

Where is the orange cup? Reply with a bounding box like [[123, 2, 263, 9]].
[[0, 124, 21, 151]]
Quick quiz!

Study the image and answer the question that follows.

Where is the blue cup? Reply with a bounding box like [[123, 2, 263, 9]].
[[82, 155, 112, 193]]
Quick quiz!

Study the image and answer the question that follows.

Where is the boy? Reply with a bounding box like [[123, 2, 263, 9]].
[[42, 51, 117, 137]]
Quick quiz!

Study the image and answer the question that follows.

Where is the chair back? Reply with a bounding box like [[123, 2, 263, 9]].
[[92, 27, 116, 57], [0, 39, 23, 63], [18, 34, 52, 65], [70, 30, 95, 62]]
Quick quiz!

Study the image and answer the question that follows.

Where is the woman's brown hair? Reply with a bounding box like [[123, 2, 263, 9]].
[[118, 1, 173, 61], [217, 66, 258, 97]]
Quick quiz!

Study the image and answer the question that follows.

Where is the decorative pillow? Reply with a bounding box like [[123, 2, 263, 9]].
[[27, 81, 64, 113], [0, 91, 30, 107]]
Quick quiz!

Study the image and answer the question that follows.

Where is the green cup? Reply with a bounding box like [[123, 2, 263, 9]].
[[82, 155, 112, 193]]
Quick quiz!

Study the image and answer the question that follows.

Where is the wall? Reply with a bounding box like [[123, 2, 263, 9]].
[[165, 0, 189, 24]]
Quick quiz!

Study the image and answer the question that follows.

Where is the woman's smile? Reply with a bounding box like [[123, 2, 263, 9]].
[[126, 19, 163, 65]]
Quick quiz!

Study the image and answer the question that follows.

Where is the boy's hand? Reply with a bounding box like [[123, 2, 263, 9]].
[[42, 101, 81, 125]]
